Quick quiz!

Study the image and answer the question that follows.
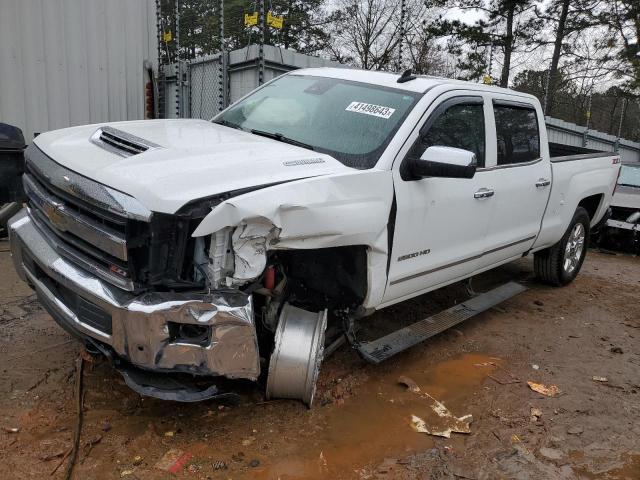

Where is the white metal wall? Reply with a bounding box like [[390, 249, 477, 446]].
[[546, 116, 640, 163], [0, 0, 157, 141], [228, 45, 343, 104]]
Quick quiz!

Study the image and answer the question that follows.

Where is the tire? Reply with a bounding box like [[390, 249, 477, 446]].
[[534, 207, 590, 287]]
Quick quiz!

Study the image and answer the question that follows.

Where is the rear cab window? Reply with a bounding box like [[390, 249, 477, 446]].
[[493, 101, 540, 166]]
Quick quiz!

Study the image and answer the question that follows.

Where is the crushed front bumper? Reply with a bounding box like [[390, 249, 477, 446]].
[[8, 209, 260, 380]]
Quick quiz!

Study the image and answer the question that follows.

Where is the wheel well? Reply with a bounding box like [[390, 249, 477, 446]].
[[271, 246, 368, 312], [578, 194, 603, 222]]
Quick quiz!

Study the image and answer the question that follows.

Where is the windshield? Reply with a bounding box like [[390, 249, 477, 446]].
[[214, 75, 421, 169], [619, 165, 640, 188]]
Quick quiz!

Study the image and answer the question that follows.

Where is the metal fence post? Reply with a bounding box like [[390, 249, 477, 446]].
[[219, 0, 226, 111], [175, 0, 181, 118], [258, 0, 265, 85], [155, 0, 163, 119], [615, 98, 627, 153]]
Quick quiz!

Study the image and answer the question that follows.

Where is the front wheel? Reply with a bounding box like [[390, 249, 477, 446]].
[[534, 207, 590, 286]]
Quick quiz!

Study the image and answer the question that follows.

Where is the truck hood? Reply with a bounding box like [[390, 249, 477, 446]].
[[33, 119, 353, 214]]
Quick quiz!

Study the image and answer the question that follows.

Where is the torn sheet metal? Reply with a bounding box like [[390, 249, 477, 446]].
[[120, 291, 259, 379], [228, 220, 280, 286], [192, 170, 394, 307], [400, 376, 473, 438]]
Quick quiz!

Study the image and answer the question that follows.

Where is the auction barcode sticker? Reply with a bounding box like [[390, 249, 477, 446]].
[[345, 102, 396, 119]]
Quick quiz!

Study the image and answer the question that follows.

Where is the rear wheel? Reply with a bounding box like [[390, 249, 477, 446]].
[[534, 207, 590, 286]]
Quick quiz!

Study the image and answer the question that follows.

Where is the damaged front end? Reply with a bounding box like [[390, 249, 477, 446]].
[[11, 143, 393, 405], [9, 210, 261, 383]]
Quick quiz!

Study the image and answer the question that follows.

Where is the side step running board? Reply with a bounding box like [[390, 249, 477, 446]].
[[357, 281, 527, 364]]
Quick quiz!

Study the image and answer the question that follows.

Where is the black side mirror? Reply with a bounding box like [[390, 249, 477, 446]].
[[410, 146, 477, 179]]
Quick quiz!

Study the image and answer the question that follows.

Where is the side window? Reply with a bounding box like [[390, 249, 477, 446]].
[[420, 102, 486, 167], [493, 104, 540, 165]]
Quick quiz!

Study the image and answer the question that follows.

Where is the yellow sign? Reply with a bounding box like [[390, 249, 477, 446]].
[[244, 12, 258, 26], [163, 30, 172, 42], [482, 74, 493, 85], [267, 11, 284, 29]]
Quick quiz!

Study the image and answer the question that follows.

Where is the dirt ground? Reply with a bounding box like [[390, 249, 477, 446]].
[[1, 238, 639, 480]]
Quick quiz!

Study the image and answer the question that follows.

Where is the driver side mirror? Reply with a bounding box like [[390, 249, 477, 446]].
[[409, 146, 477, 179]]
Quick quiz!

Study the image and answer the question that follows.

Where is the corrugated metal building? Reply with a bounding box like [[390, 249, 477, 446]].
[[0, 0, 157, 141]]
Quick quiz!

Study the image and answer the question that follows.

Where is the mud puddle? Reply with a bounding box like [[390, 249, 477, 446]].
[[255, 353, 499, 479], [573, 453, 640, 480]]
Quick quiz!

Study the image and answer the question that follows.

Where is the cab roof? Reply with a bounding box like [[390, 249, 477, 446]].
[[290, 67, 538, 102]]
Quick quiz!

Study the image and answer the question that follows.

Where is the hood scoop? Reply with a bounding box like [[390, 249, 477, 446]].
[[91, 126, 161, 157]]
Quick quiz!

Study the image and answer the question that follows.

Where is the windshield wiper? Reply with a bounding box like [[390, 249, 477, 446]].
[[213, 119, 243, 130], [250, 129, 315, 151]]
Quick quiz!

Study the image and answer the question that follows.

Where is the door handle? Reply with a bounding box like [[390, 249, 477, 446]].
[[535, 178, 551, 188], [474, 188, 495, 199]]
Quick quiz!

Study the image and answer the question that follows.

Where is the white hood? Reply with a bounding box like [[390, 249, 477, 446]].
[[33, 119, 352, 213]]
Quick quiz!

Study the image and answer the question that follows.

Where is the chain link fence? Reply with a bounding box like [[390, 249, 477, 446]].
[[188, 55, 226, 120]]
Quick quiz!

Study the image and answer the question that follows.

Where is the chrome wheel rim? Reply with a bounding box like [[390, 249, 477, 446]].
[[563, 223, 585, 274]]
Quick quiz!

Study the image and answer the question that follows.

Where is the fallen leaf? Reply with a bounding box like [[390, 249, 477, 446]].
[[527, 381, 560, 397], [402, 379, 472, 438]]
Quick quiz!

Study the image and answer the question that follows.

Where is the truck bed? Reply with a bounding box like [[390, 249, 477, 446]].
[[549, 142, 615, 163]]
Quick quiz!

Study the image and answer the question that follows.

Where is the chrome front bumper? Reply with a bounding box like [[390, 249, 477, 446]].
[[8, 209, 260, 380]]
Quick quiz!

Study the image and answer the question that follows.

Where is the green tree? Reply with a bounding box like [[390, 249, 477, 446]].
[[158, 0, 333, 62], [428, 0, 539, 86], [532, 0, 601, 115], [594, 0, 640, 92]]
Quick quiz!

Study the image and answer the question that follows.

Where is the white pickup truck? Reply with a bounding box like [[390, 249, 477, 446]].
[[8, 68, 620, 404]]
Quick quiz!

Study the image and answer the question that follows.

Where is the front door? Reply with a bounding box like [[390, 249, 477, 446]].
[[382, 93, 495, 305]]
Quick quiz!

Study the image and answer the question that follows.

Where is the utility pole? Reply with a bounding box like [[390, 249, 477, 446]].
[[397, 0, 406, 71], [582, 88, 593, 147], [543, 66, 551, 116], [487, 29, 496, 83]]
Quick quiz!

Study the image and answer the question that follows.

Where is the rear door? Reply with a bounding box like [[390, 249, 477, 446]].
[[475, 97, 552, 270]]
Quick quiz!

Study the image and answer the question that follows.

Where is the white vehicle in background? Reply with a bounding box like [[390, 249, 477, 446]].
[[597, 163, 640, 253], [8, 68, 620, 405]]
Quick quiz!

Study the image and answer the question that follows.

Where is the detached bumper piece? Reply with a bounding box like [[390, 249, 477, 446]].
[[115, 362, 241, 403], [8, 209, 260, 389]]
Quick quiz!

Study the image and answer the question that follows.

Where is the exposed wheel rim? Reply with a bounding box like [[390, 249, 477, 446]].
[[563, 223, 585, 274]]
